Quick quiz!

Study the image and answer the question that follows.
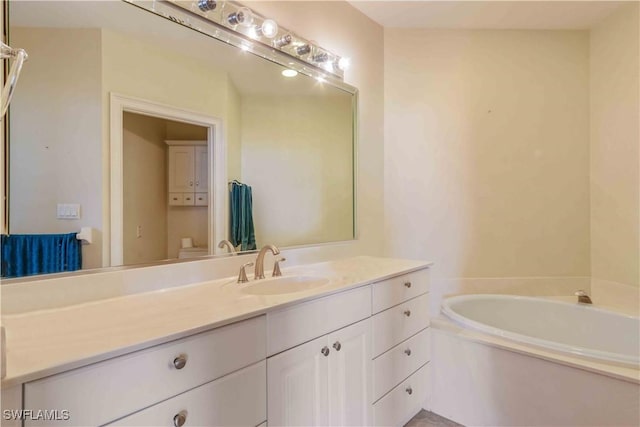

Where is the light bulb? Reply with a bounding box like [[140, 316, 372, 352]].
[[337, 57, 351, 71], [322, 62, 334, 72], [312, 52, 329, 63], [274, 34, 292, 48], [228, 7, 254, 27], [281, 69, 298, 77], [296, 44, 311, 56], [261, 19, 279, 39], [197, 0, 216, 12]]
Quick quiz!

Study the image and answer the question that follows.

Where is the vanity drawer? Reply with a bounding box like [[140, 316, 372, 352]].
[[373, 362, 429, 427], [373, 327, 430, 401], [182, 193, 195, 205], [169, 193, 184, 206], [107, 361, 266, 427], [267, 285, 371, 355], [372, 294, 429, 357], [195, 192, 208, 206], [25, 316, 266, 427], [372, 268, 429, 314]]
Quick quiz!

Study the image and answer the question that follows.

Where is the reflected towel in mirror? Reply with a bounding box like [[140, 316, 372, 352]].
[[1, 233, 82, 278], [229, 181, 257, 251]]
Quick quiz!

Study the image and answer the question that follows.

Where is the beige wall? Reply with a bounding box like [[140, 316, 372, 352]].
[[240, 94, 353, 247], [384, 30, 591, 283], [123, 113, 168, 265], [227, 80, 242, 181], [9, 28, 103, 269], [590, 2, 640, 288]]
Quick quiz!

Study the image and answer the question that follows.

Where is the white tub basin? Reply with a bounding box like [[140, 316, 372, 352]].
[[240, 276, 329, 295], [442, 294, 640, 367]]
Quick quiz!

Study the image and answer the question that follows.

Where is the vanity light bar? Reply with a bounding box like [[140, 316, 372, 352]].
[[156, 0, 348, 79]]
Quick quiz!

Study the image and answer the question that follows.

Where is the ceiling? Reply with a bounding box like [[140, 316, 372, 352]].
[[347, 1, 629, 29]]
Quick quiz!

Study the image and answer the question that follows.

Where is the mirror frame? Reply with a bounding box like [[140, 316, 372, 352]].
[[1, 0, 359, 282]]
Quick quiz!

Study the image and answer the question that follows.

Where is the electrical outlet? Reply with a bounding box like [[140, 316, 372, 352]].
[[136, 225, 142, 238]]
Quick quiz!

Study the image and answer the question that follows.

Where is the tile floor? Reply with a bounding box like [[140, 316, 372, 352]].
[[405, 410, 463, 427]]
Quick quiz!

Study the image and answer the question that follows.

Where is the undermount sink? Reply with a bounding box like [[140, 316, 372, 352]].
[[240, 276, 329, 295]]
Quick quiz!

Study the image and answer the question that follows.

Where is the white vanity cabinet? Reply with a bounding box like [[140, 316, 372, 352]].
[[23, 316, 266, 427], [371, 268, 431, 426], [267, 319, 371, 427], [167, 141, 208, 206], [266, 286, 372, 427], [12, 262, 431, 427]]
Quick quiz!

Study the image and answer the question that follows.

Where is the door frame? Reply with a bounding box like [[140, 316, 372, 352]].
[[108, 93, 226, 266]]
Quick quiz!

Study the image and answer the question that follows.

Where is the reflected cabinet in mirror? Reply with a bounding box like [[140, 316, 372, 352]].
[[2, 0, 356, 279]]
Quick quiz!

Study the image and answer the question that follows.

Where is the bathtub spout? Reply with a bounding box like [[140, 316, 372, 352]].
[[574, 290, 592, 304]]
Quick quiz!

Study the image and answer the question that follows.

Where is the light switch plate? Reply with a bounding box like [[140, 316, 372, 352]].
[[57, 204, 81, 219]]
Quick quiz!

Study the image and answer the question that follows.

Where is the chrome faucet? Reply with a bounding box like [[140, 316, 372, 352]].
[[255, 244, 280, 279], [575, 290, 593, 304], [218, 239, 236, 254]]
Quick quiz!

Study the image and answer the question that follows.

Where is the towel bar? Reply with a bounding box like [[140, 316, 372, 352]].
[[76, 227, 94, 244]]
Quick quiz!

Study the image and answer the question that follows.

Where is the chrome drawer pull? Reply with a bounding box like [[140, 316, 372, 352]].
[[173, 410, 188, 427], [333, 341, 342, 351], [404, 348, 412, 356], [404, 281, 412, 288], [173, 354, 188, 370], [321, 346, 330, 357], [404, 310, 411, 317], [405, 386, 413, 395]]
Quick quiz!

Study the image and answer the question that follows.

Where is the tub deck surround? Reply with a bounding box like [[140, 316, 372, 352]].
[[432, 314, 640, 384], [0, 256, 431, 387]]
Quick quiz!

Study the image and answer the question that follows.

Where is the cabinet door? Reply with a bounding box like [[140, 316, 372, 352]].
[[328, 319, 372, 427], [194, 146, 208, 192], [267, 335, 329, 427], [168, 146, 195, 193]]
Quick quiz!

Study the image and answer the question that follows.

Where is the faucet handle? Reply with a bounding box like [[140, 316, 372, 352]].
[[574, 289, 593, 304], [272, 257, 286, 277], [237, 262, 254, 284]]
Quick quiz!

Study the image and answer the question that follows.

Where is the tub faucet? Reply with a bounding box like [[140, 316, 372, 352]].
[[255, 244, 280, 279], [218, 239, 236, 254], [574, 290, 592, 304]]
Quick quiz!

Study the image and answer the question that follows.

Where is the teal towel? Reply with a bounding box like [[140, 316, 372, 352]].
[[230, 182, 257, 251]]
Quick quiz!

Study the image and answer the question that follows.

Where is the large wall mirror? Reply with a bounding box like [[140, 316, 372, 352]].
[[2, 0, 356, 279]]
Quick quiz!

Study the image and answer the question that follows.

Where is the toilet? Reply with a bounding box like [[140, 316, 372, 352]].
[[177, 247, 208, 259]]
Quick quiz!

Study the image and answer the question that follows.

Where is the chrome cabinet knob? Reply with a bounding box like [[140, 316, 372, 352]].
[[405, 386, 413, 395], [333, 341, 342, 351], [404, 281, 412, 288], [404, 348, 412, 356], [173, 354, 187, 370], [404, 310, 411, 317], [321, 346, 330, 357], [173, 410, 187, 427]]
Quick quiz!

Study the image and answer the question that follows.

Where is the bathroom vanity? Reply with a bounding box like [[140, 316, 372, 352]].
[[1, 257, 432, 426]]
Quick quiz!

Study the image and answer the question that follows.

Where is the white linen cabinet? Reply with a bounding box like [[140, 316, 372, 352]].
[[167, 140, 208, 206]]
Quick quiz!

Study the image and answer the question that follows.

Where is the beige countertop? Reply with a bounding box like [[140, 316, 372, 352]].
[[1, 256, 431, 387]]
